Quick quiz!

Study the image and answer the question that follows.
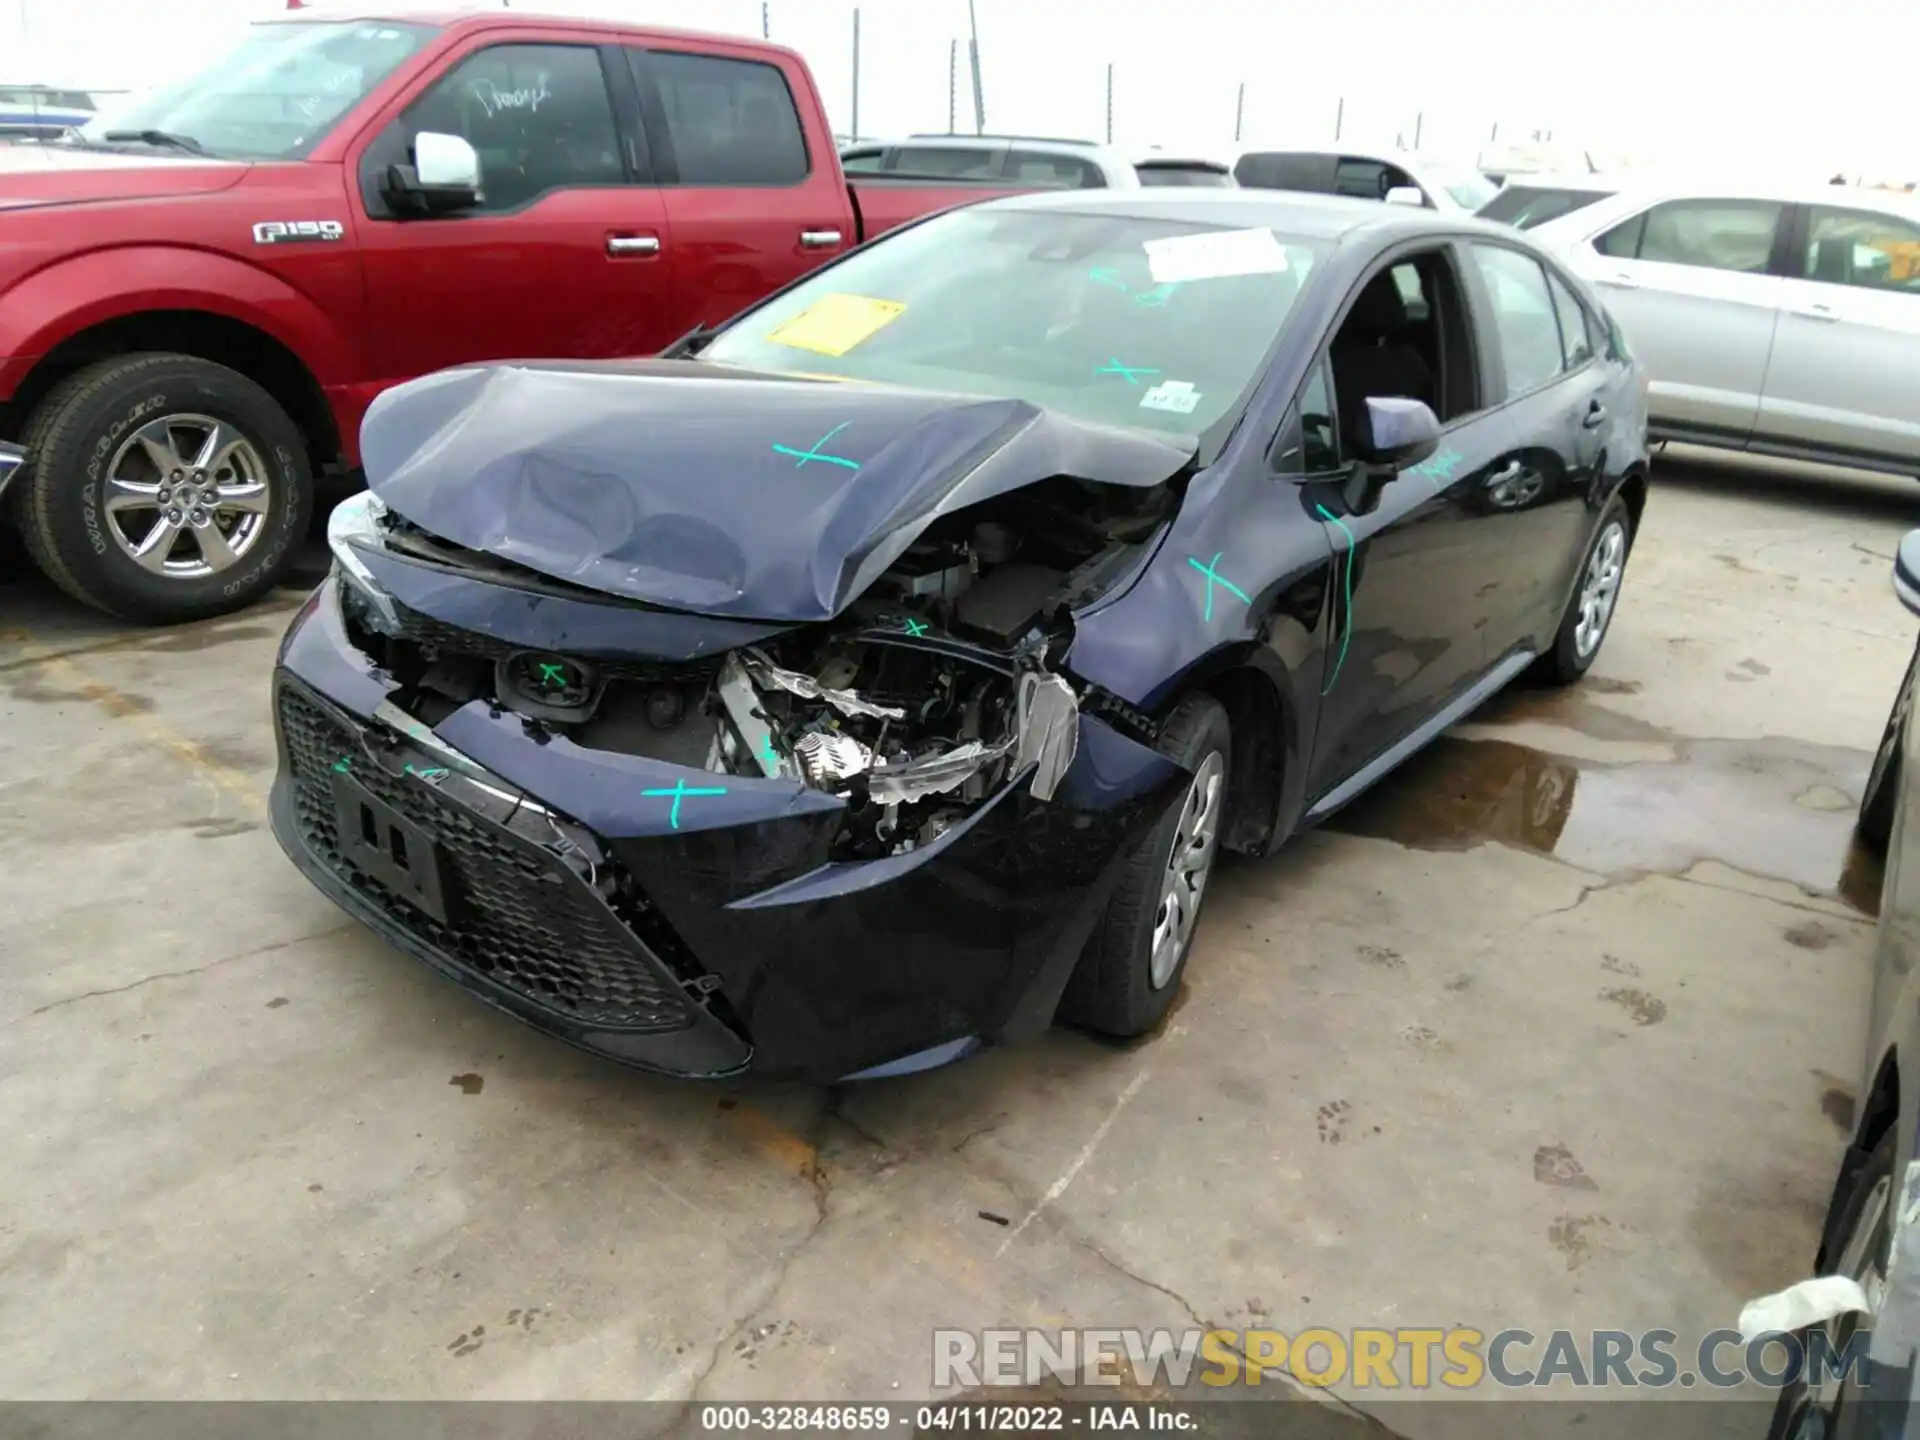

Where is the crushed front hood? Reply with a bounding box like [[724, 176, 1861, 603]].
[[361, 359, 1195, 623]]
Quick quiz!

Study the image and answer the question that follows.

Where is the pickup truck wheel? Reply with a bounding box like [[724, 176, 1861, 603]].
[[16, 353, 311, 624], [1056, 694, 1231, 1037]]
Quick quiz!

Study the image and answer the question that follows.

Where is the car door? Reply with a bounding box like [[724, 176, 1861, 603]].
[[1578, 196, 1788, 440], [1288, 250, 1519, 800], [352, 39, 675, 384], [1756, 202, 1920, 467], [1462, 241, 1619, 651], [629, 44, 858, 338]]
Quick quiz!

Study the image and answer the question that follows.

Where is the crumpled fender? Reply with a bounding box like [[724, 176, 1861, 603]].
[[0, 245, 356, 387], [362, 359, 1196, 624]]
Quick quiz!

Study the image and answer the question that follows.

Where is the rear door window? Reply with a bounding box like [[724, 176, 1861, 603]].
[[638, 49, 810, 185], [1470, 244, 1568, 397], [1545, 271, 1596, 367], [1597, 199, 1784, 273]]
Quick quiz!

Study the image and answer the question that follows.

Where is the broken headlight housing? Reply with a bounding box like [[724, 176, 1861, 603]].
[[327, 491, 399, 631]]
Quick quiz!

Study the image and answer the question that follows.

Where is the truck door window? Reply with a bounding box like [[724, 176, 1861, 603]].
[[638, 50, 810, 185], [365, 44, 624, 215]]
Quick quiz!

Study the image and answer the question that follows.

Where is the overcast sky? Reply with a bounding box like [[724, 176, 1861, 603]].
[[4, 0, 1913, 178]]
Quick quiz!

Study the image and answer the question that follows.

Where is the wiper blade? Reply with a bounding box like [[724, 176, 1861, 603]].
[[102, 129, 207, 155]]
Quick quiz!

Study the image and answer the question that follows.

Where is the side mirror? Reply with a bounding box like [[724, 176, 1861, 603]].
[[1384, 185, 1428, 208], [1343, 396, 1441, 515], [383, 130, 481, 216], [1896, 529, 1920, 618]]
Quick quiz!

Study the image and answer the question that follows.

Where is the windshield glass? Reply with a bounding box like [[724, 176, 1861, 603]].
[[1430, 167, 1497, 211], [76, 20, 436, 160], [702, 207, 1324, 455]]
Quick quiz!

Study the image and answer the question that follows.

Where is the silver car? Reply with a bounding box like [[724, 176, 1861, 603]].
[[1529, 183, 1920, 476]]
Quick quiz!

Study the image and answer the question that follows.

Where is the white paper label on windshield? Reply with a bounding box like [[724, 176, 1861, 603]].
[[1140, 380, 1201, 415], [1144, 227, 1290, 284]]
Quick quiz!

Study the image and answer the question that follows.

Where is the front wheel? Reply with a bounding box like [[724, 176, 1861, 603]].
[[14, 353, 312, 624], [1057, 693, 1231, 1037]]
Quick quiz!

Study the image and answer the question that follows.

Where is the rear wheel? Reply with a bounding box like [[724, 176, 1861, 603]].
[[1057, 693, 1231, 1037], [1857, 644, 1917, 855], [15, 353, 311, 623], [1535, 495, 1633, 685]]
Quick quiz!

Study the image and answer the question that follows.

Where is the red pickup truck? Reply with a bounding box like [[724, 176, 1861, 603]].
[[0, 12, 1016, 623]]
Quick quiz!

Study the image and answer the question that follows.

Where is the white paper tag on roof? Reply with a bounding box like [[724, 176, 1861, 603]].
[[1144, 227, 1290, 284]]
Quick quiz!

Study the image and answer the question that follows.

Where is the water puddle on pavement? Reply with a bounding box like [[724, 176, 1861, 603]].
[[1328, 690, 1882, 914]]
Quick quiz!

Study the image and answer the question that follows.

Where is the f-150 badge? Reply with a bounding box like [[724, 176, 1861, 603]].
[[253, 220, 345, 245]]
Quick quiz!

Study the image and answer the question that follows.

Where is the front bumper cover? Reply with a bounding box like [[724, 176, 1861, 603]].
[[269, 578, 1187, 1082]]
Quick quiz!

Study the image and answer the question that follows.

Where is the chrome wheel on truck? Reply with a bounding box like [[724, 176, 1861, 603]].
[[13, 352, 311, 624], [100, 413, 275, 579]]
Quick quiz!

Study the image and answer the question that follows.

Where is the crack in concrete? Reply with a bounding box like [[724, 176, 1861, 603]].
[[679, 1100, 836, 1412], [19, 922, 358, 1020], [1065, 1231, 1410, 1436]]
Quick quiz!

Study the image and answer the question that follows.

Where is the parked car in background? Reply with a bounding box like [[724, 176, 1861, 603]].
[[0, 84, 95, 139], [838, 135, 1233, 190], [0, 14, 1030, 626], [1475, 173, 1618, 230], [1767, 533, 1920, 1440], [272, 189, 1648, 1082], [1529, 183, 1920, 478], [1232, 146, 1497, 213]]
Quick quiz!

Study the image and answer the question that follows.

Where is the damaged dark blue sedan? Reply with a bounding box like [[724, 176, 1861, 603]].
[[270, 189, 1649, 1082]]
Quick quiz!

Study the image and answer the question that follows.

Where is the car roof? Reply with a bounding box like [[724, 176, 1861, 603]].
[[1531, 175, 1920, 227], [974, 184, 1514, 242]]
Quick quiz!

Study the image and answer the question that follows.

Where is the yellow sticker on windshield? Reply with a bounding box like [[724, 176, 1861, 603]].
[[767, 293, 906, 357]]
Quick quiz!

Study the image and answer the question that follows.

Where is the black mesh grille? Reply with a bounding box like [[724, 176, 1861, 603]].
[[277, 680, 691, 1031], [381, 597, 720, 685]]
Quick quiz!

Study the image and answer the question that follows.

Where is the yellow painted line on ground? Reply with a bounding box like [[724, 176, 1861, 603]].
[[35, 648, 265, 807]]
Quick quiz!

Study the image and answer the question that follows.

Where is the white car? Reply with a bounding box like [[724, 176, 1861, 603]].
[[1230, 146, 1497, 213], [1531, 182, 1920, 476], [837, 136, 1234, 190]]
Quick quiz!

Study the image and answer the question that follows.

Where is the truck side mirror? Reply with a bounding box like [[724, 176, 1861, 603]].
[[384, 131, 482, 216], [1384, 185, 1427, 208]]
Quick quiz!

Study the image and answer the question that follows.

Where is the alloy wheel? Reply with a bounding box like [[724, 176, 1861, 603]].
[[1573, 519, 1627, 659], [102, 413, 273, 579]]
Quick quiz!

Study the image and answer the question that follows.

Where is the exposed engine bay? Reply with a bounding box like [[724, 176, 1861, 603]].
[[337, 474, 1174, 859]]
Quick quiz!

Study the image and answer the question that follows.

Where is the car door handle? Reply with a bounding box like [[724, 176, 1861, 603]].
[[800, 229, 844, 249], [1581, 402, 1607, 429], [606, 235, 661, 256], [1791, 302, 1840, 322], [1603, 272, 1638, 289]]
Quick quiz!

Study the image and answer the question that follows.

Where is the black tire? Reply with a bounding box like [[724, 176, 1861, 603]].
[[15, 353, 312, 624], [1057, 693, 1231, 1037], [1534, 495, 1634, 685], [1764, 1129, 1894, 1440], [1857, 645, 1916, 855]]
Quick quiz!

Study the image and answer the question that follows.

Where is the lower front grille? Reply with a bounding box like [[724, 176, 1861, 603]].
[[277, 679, 690, 1031]]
